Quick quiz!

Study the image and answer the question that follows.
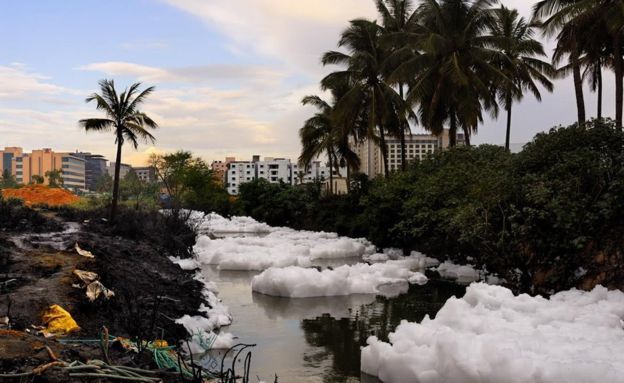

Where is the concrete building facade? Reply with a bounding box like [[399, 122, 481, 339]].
[[0, 147, 23, 176], [211, 157, 235, 184], [107, 162, 132, 179], [73, 152, 108, 191], [225, 156, 341, 195], [133, 166, 156, 183], [0, 147, 86, 190], [352, 129, 465, 178]]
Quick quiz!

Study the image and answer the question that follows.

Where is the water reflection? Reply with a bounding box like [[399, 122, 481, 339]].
[[201, 266, 464, 382], [298, 281, 465, 382], [252, 293, 377, 320]]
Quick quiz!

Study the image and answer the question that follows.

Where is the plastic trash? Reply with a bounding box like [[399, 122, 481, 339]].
[[86, 281, 115, 302], [75, 243, 94, 258], [41, 305, 80, 337], [72, 269, 98, 285], [72, 269, 115, 301]]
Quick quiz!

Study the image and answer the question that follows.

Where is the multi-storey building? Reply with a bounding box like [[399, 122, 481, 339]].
[[0, 147, 23, 176], [294, 161, 340, 184], [0, 147, 86, 190], [107, 162, 132, 179], [133, 166, 156, 183], [73, 152, 108, 191], [225, 156, 341, 195], [211, 157, 235, 184], [352, 129, 465, 178]]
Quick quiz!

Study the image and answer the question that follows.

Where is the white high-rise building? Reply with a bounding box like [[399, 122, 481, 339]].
[[351, 129, 464, 178], [225, 156, 339, 195]]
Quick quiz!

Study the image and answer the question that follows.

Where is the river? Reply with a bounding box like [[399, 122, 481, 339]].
[[199, 265, 465, 382]]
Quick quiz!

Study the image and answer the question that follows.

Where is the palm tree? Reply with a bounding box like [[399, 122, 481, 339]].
[[376, 0, 419, 170], [321, 19, 413, 177], [80, 79, 157, 221], [391, 0, 505, 146], [299, 95, 339, 194], [534, 0, 624, 129], [576, 19, 612, 120], [299, 81, 361, 194], [488, 6, 554, 151]]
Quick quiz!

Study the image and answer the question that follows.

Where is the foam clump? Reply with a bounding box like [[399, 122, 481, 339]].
[[251, 256, 428, 298], [361, 283, 624, 383], [191, 213, 375, 271], [434, 260, 480, 283]]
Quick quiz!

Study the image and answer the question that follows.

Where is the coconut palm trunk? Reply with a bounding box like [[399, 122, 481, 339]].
[[462, 126, 471, 147], [346, 165, 351, 193], [597, 66, 603, 120], [449, 113, 457, 147], [111, 134, 123, 220], [571, 45, 586, 125], [378, 123, 390, 177], [399, 84, 407, 171], [614, 33, 623, 130], [328, 150, 334, 195], [505, 93, 513, 151]]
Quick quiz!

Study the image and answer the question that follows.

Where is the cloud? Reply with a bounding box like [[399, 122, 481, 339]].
[[71, 60, 318, 164], [78, 61, 287, 87], [0, 64, 76, 99], [160, 0, 377, 76]]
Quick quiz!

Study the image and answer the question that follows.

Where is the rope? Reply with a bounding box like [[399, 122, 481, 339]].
[[0, 360, 163, 382], [2, 331, 222, 380]]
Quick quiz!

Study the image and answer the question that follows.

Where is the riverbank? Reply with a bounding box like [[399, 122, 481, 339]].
[[0, 203, 211, 382], [180, 211, 624, 383]]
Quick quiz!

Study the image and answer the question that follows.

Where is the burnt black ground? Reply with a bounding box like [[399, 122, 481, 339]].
[[0, 206, 207, 382]]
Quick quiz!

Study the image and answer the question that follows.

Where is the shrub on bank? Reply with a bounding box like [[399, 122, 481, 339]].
[[0, 194, 62, 232]]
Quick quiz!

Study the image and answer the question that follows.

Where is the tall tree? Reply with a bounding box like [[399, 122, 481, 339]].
[[322, 19, 413, 177], [299, 95, 339, 194], [376, 0, 419, 170], [534, 0, 624, 128], [488, 6, 554, 151], [80, 79, 157, 221], [391, 0, 505, 147]]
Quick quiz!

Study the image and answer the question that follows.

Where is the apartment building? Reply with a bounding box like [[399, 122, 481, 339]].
[[211, 157, 235, 183], [107, 162, 132, 179], [225, 155, 341, 195], [294, 161, 341, 184], [352, 129, 465, 178], [73, 152, 108, 191], [0, 147, 86, 189], [0, 147, 23, 175], [133, 166, 156, 183]]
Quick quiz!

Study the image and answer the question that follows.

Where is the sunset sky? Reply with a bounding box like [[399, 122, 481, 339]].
[[0, 0, 613, 165]]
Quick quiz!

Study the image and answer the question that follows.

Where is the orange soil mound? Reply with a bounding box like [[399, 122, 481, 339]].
[[1, 185, 80, 207]]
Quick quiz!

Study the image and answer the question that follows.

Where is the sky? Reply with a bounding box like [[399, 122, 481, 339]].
[[0, 0, 615, 166]]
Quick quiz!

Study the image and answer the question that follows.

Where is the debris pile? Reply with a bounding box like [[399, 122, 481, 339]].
[[1, 185, 80, 207]]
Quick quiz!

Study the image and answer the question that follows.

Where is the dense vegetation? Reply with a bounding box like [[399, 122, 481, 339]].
[[299, 0, 623, 185], [240, 120, 624, 294]]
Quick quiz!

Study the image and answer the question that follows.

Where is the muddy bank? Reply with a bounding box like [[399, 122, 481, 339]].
[[0, 207, 208, 381]]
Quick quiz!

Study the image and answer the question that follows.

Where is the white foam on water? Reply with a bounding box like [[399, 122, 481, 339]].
[[361, 283, 624, 383]]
